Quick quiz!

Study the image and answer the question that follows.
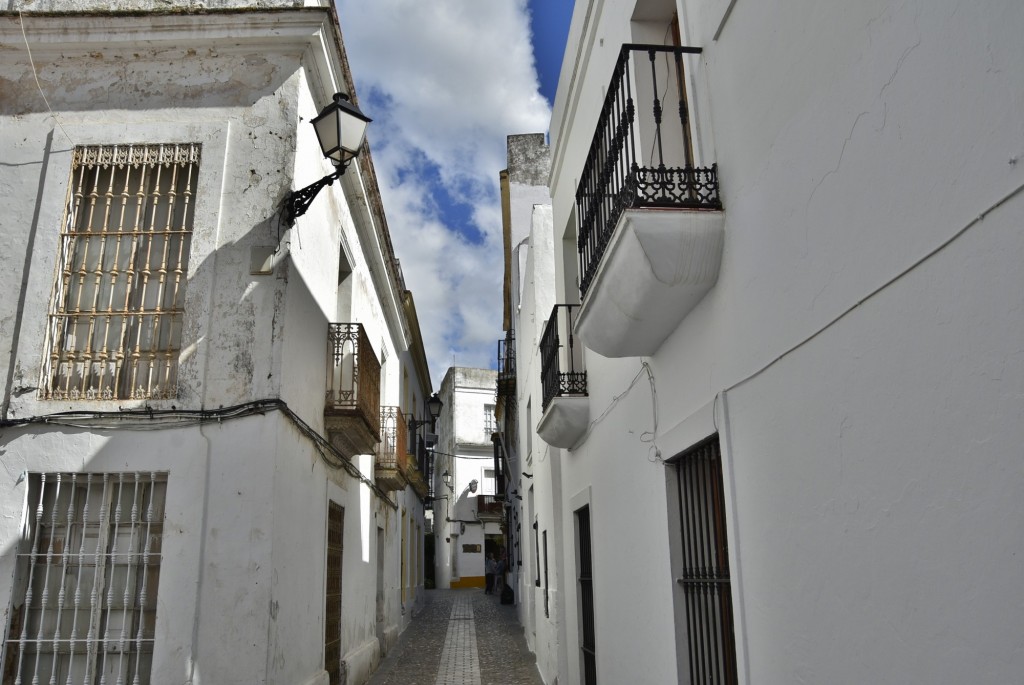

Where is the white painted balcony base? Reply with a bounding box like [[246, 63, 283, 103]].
[[575, 208, 725, 357], [537, 396, 590, 449]]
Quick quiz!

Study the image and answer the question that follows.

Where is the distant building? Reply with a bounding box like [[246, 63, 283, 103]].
[[502, 1, 1024, 684], [433, 367, 500, 590], [0, 1, 433, 683]]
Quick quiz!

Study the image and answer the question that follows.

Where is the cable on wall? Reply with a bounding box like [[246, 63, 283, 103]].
[[571, 360, 661, 461], [427, 449, 494, 461], [718, 177, 1024, 401], [0, 398, 399, 509], [18, 11, 74, 144]]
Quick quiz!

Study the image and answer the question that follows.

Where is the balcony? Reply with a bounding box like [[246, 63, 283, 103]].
[[376, 406, 409, 491], [406, 466, 430, 500], [537, 304, 589, 449], [574, 44, 725, 358], [477, 495, 503, 522], [497, 330, 516, 399], [325, 323, 381, 459]]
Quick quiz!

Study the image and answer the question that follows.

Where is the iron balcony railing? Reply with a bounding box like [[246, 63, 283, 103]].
[[326, 323, 381, 438], [424, 450, 435, 509], [498, 330, 516, 384], [378, 406, 409, 474], [576, 44, 722, 297], [477, 495, 504, 518], [540, 304, 587, 411]]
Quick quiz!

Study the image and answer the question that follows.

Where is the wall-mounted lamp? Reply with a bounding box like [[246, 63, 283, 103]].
[[441, 470, 453, 490], [409, 392, 444, 432], [284, 92, 372, 225]]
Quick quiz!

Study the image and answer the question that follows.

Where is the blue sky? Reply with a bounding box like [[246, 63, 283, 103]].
[[528, 0, 575, 105], [337, 0, 574, 387]]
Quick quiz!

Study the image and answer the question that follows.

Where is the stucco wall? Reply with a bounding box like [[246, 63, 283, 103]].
[[0, 8, 427, 684], [539, 0, 1024, 683], [434, 367, 499, 588], [512, 201, 564, 684]]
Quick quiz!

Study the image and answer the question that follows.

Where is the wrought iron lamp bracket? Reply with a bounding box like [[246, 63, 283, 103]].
[[284, 163, 347, 225]]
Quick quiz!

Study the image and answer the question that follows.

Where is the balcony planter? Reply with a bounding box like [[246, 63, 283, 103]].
[[575, 208, 724, 357]]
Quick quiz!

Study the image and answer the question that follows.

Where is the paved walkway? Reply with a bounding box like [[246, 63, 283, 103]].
[[365, 589, 543, 685]]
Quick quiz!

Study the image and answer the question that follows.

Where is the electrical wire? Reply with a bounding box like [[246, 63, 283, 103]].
[[719, 177, 1024, 398], [427, 449, 495, 460], [572, 360, 661, 462], [0, 398, 398, 509], [19, 11, 73, 144]]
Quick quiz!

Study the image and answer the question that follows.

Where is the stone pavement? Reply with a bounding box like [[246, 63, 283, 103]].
[[365, 588, 544, 685]]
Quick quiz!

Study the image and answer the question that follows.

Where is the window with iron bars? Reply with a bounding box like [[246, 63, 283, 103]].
[[42, 143, 200, 401], [2, 472, 166, 685], [672, 436, 737, 685]]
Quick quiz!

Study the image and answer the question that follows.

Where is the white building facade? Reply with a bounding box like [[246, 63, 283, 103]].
[[0, 2, 434, 684], [507, 1, 1024, 684], [494, 134, 565, 684], [432, 367, 501, 591]]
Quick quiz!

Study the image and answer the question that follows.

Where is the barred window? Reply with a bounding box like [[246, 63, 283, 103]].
[[673, 436, 737, 685], [324, 502, 344, 685], [43, 143, 200, 401], [2, 472, 166, 685]]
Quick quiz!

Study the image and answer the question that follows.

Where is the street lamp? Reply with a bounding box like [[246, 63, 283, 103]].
[[409, 392, 444, 432], [441, 470, 453, 490], [284, 92, 372, 225]]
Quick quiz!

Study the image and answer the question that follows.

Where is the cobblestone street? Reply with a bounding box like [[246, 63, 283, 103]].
[[366, 589, 543, 685]]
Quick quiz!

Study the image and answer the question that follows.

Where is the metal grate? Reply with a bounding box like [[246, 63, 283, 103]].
[[497, 330, 516, 399], [575, 506, 596, 685], [2, 472, 166, 685], [324, 502, 344, 685], [675, 436, 737, 685], [43, 144, 199, 401]]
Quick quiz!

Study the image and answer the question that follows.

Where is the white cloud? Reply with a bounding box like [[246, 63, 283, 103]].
[[337, 0, 551, 386]]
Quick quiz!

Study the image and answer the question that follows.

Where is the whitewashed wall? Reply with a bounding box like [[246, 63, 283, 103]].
[[539, 0, 1024, 683], [512, 204, 566, 685], [0, 7, 427, 685], [433, 367, 498, 588]]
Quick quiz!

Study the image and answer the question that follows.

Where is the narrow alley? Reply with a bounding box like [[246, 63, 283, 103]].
[[366, 590, 543, 685]]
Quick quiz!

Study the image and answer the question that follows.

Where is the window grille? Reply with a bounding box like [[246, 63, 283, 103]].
[[324, 502, 344, 685], [542, 530, 550, 619], [674, 436, 737, 685], [575, 507, 596, 685], [43, 144, 200, 401], [2, 472, 166, 685], [532, 519, 540, 588]]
